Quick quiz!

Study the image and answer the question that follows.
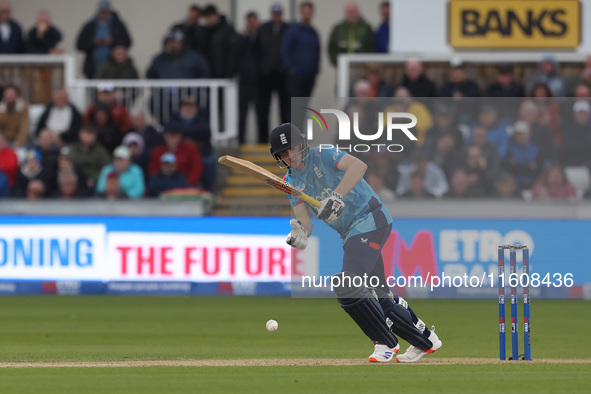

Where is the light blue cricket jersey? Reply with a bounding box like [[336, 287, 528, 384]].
[[285, 146, 393, 243]]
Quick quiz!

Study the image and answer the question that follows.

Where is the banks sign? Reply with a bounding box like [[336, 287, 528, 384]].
[[448, 0, 580, 49]]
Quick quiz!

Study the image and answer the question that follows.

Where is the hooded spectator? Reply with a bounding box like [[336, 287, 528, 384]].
[[401, 58, 437, 98], [67, 123, 111, 189], [94, 44, 139, 79], [0, 1, 24, 53], [147, 152, 188, 197], [27, 10, 62, 54], [36, 89, 83, 145], [0, 85, 29, 146], [374, 1, 389, 53], [149, 127, 203, 187], [328, 2, 374, 67], [76, 0, 132, 78], [527, 55, 567, 98], [96, 145, 144, 198]]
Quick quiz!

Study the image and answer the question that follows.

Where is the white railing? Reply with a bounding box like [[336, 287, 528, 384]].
[[0, 54, 239, 147], [68, 79, 238, 146]]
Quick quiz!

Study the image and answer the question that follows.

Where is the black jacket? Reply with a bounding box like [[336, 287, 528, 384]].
[[255, 21, 290, 75], [172, 20, 207, 54], [76, 12, 132, 78], [0, 19, 24, 53], [27, 26, 62, 53], [148, 171, 188, 197], [35, 103, 83, 144], [401, 74, 437, 98], [204, 16, 241, 78]]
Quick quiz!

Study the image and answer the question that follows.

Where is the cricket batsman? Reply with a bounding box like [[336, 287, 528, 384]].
[[269, 123, 442, 363]]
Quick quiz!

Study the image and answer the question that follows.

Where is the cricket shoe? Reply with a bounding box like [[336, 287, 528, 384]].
[[396, 326, 442, 363], [368, 343, 400, 363]]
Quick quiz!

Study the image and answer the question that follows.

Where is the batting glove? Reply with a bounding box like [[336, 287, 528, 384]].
[[286, 219, 308, 250], [317, 191, 345, 223]]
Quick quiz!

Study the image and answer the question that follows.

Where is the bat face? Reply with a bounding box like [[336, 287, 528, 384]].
[[218, 155, 320, 208]]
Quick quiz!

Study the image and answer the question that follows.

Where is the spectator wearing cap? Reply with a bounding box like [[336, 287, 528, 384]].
[[149, 127, 203, 187], [255, 3, 290, 143], [486, 65, 525, 98], [171, 4, 206, 54], [0, 1, 24, 54], [94, 44, 139, 79], [439, 60, 480, 98], [328, 2, 374, 67], [424, 102, 464, 147], [527, 55, 567, 98], [53, 170, 85, 199], [562, 100, 591, 168], [146, 28, 209, 79], [35, 89, 82, 145], [238, 11, 260, 144], [374, 1, 389, 53], [281, 2, 321, 101], [96, 145, 144, 198], [57, 146, 90, 195], [469, 104, 510, 160], [13, 149, 53, 197], [396, 148, 448, 198], [27, 10, 62, 54], [147, 152, 188, 197], [503, 121, 546, 190], [67, 123, 111, 189], [531, 163, 577, 201], [83, 82, 131, 133], [401, 58, 437, 98], [202, 4, 241, 79], [0, 132, 17, 186], [0, 84, 29, 147], [76, 0, 132, 79]]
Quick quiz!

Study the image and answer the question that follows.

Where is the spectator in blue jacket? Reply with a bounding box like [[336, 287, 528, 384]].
[[469, 104, 509, 160], [281, 2, 320, 101], [147, 152, 188, 197], [96, 145, 145, 198], [374, 1, 389, 53], [504, 121, 546, 190], [0, 1, 24, 54]]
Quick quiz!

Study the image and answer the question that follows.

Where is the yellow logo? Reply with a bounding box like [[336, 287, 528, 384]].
[[449, 0, 580, 49]]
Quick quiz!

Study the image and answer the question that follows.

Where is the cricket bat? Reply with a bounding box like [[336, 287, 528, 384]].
[[218, 155, 321, 208]]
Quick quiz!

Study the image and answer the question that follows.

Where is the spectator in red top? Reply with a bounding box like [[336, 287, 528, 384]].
[[83, 81, 131, 132], [149, 126, 203, 187], [531, 163, 577, 201], [0, 132, 18, 185]]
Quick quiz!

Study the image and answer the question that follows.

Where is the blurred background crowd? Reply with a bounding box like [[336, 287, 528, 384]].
[[0, 0, 590, 202]]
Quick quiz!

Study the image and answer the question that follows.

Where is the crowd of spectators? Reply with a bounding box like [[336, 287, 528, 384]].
[[0, 0, 590, 202]]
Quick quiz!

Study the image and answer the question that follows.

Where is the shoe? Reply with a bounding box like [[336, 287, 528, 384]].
[[368, 343, 400, 363], [396, 326, 442, 363]]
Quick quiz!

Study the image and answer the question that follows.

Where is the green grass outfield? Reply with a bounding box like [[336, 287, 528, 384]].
[[0, 297, 589, 393]]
